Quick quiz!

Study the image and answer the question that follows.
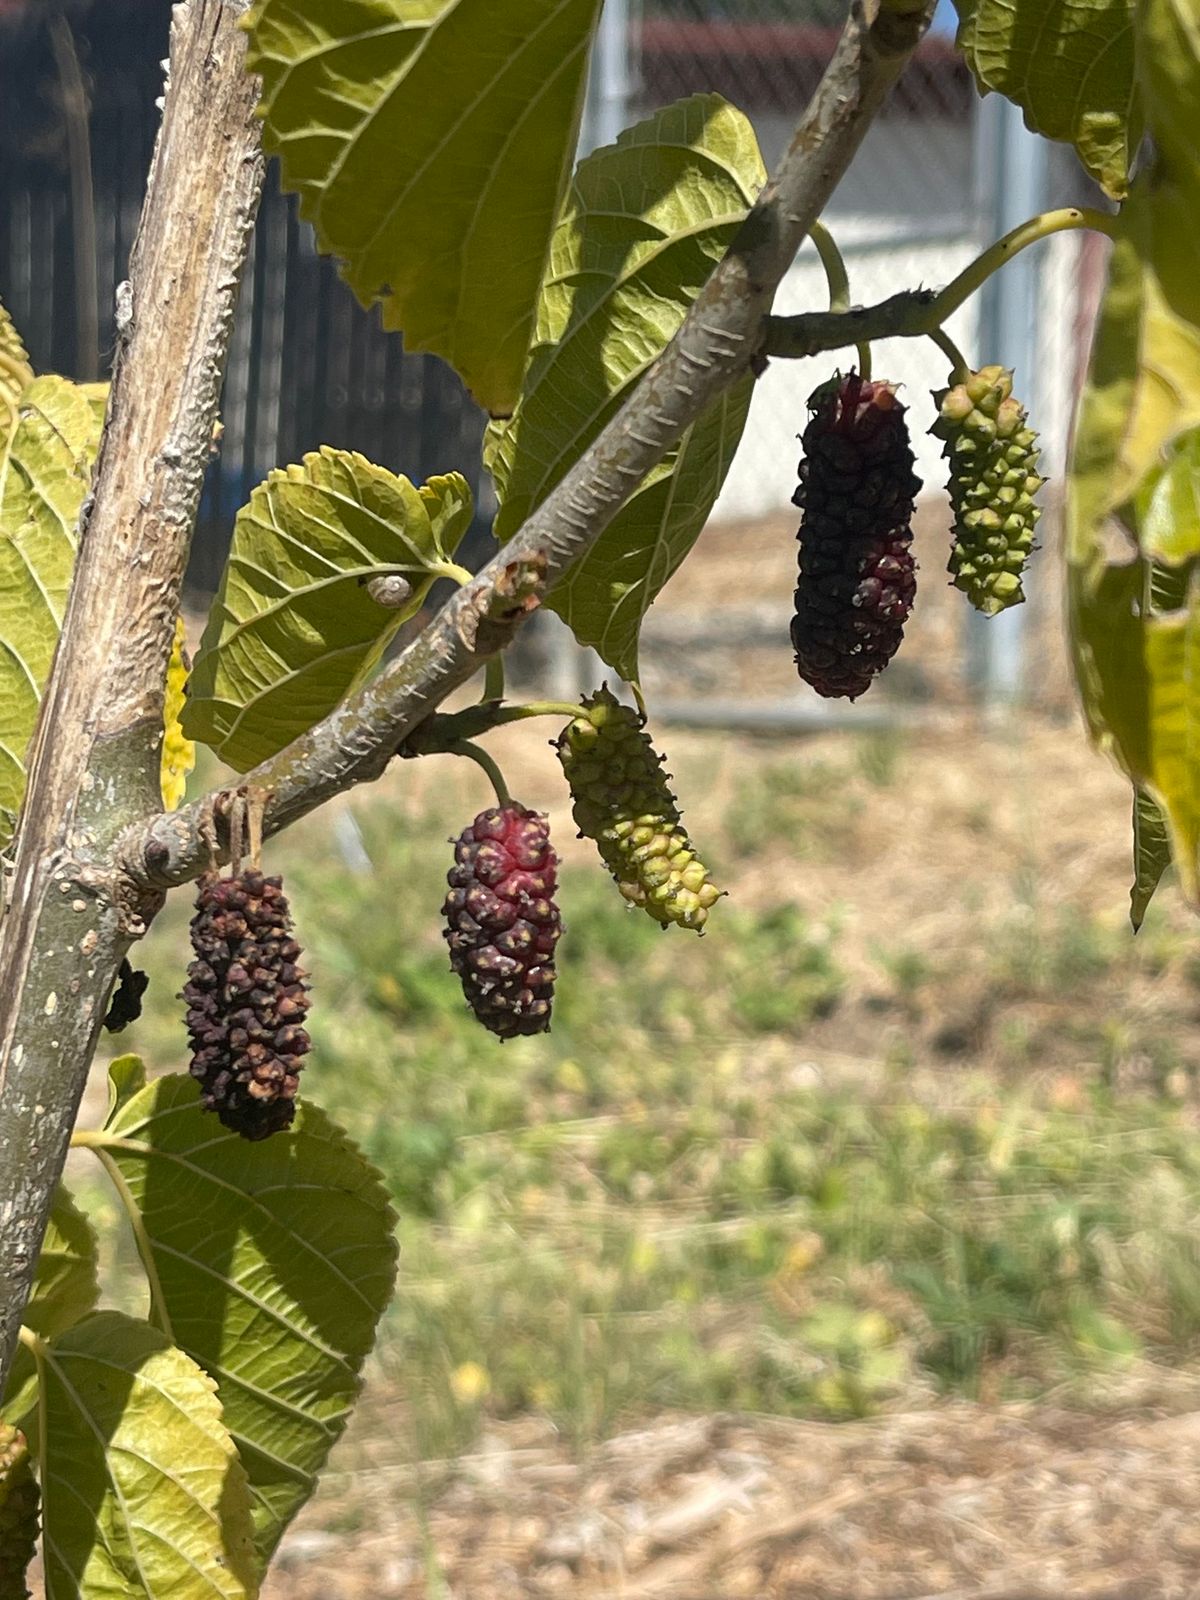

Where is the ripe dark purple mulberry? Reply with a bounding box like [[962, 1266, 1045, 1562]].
[[443, 804, 561, 1038], [792, 373, 920, 699], [182, 871, 310, 1141]]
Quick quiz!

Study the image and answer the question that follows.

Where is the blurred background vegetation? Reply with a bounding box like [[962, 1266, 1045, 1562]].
[[76, 709, 1200, 1483]]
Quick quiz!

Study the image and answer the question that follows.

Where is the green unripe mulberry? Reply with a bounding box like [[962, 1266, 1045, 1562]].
[[932, 364, 1044, 616], [557, 688, 720, 931], [0, 1424, 39, 1599]]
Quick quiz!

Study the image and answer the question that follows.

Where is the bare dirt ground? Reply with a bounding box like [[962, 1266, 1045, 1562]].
[[268, 1390, 1200, 1598]]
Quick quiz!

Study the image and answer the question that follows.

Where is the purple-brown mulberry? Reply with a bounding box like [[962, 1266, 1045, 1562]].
[[182, 871, 310, 1141], [792, 373, 920, 699], [104, 959, 149, 1033], [443, 804, 561, 1038]]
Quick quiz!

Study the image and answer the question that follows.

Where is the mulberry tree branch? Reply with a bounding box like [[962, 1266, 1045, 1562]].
[[128, 0, 940, 891], [0, 0, 264, 1392]]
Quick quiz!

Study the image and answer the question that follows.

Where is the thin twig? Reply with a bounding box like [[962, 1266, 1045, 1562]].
[[764, 207, 1111, 360]]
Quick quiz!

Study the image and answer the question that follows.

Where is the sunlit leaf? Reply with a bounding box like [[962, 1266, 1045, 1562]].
[[1131, 784, 1172, 930], [38, 1312, 257, 1599], [162, 616, 195, 810], [487, 95, 764, 684], [244, 0, 603, 413], [1068, 69, 1200, 911], [183, 451, 471, 771], [1, 1187, 100, 1438], [1136, 0, 1200, 189], [1141, 600, 1200, 901], [951, 0, 1140, 198], [94, 1071, 397, 1565], [0, 376, 101, 848], [0, 297, 34, 433]]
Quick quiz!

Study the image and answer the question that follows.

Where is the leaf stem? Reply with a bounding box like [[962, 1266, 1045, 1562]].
[[930, 326, 971, 383], [447, 740, 511, 807], [763, 207, 1115, 360], [16, 1324, 43, 1355], [493, 700, 583, 724], [88, 1143, 176, 1342], [809, 220, 872, 377], [480, 656, 506, 706], [808, 220, 851, 312], [432, 562, 475, 588], [934, 207, 1115, 323], [16, 1324, 48, 1523]]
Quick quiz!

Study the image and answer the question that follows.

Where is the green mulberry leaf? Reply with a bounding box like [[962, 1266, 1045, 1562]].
[[1067, 1, 1200, 911], [487, 95, 764, 685], [183, 450, 472, 771], [161, 615, 195, 810], [90, 1070, 398, 1566], [0, 298, 33, 436], [1131, 785, 1172, 930], [0, 375, 102, 849], [1, 1187, 100, 1439], [950, 0, 1140, 199], [244, 0, 603, 414], [37, 1312, 257, 1599]]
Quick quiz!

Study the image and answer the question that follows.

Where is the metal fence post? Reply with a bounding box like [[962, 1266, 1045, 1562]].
[[967, 91, 1048, 705]]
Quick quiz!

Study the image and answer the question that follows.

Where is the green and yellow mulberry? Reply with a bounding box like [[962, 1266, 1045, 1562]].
[[932, 365, 1044, 615], [557, 688, 720, 931]]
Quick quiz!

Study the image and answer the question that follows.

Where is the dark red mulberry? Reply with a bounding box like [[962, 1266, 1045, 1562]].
[[182, 871, 310, 1140], [443, 804, 561, 1038], [791, 373, 920, 699]]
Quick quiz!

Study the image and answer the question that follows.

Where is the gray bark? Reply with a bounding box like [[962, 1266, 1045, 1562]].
[[0, 0, 263, 1392]]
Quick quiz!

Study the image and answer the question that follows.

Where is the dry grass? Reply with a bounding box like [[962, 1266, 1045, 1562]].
[[266, 1391, 1200, 1598]]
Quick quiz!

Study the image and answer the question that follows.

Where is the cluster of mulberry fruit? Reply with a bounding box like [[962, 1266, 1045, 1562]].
[[0, 1424, 38, 1599], [932, 364, 1044, 615], [443, 804, 562, 1038], [162, 363, 1044, 1071], [182, 871, 310, 1140], [791, 373, 920, 700], [556, 687, 719, 931]]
